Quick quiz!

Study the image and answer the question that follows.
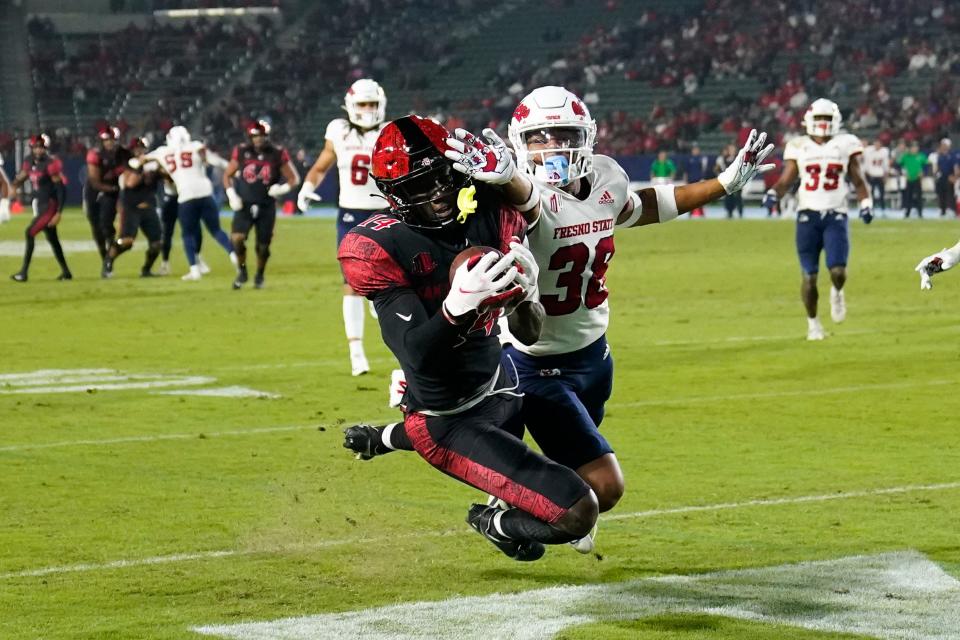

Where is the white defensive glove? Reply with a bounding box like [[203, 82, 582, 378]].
[[297, 180, 321, 211], [507, 239, 539, 302], [268, 183, 292, 199], [226, 187, 243, 212], [142, 159, 159, 173], [443, 251, 522, 321], [717, 128, 776, 194], [128, 157, 142, 171], [0, 197, 10, 223], [915, 243, 960, 290], [444, 128, 516, 185], [388, 369, 407, 408]]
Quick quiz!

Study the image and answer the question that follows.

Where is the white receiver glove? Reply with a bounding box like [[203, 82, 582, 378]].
[[915, 242, 960, 290], [444, 128, 516, 185], [297, 180, 321, 211], [443, 251, 522, 321], [226, 187, 243, 212], [0, 197, 10, 223], [507, 239, 539, 302], [268, 183, 292, 199], [717, 128, 776, 194]]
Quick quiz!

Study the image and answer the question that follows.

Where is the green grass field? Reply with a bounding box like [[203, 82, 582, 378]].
[[1, 207, 959, 639]]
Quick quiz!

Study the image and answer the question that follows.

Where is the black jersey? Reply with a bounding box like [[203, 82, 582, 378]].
[[22, 153, 64, 211], [338, 186, 527, 412], [86, 146, 133, 192], [122, 160, 161, 212], [230, 142, 290, 204]]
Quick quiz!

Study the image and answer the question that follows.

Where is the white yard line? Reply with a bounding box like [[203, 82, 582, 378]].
[[3, 481, 958, 580], [608, 379, 956, 409], [0, 424, 323, 453]]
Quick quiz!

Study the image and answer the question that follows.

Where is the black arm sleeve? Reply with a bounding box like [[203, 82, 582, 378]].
[[372, 287, 464, 370], [54, 181, 66, 210]]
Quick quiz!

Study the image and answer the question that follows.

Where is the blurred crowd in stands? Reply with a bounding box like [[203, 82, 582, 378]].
[[5, 0, 958, 178]]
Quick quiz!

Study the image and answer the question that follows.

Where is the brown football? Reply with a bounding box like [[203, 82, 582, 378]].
[[449, 245, 503, 282]]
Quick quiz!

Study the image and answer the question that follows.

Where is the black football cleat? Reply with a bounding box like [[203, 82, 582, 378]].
[[466, 503, 545, 562], [254, 273, 265, 289], [10, 272, 27, 282], [101, 259, 113, 279], [342, 423, 394, 460], [57, 271, 72, 281], [140, 270, 157, 278], [232, 266, 248, 290]]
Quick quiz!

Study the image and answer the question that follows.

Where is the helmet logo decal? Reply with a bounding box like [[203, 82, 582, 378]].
[[571, 100, 586, 117], [513, 103, 530, 122]]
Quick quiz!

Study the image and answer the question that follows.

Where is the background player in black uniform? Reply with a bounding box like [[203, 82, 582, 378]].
[[102, 138, 164, 278], [85, 126, 132, 259], [338, 115, 596, 561], [9, 134, 71, 282], [222, 120, 299, 289]]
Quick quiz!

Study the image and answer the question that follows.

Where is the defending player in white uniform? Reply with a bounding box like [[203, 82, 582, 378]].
[[297, 79, 388, 376], [443, 85, 774, 552], [763, 99, 872, 340], [151, 126, 236, 281], [0, 154, 11, 224]]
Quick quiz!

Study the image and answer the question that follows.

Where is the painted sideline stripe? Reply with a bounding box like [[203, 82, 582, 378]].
[[0, 424, 323, 453], [2, 380, 948, 453], [3, 481, 958, 580], [608, 379, 956, 409]]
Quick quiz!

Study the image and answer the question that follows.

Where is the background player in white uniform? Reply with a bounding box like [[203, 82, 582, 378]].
[[444, 85, 773, 551], [862, 138, 891, 214], [297, 79, 388, 376], [151, 126, 236, 281], [763, 99, 872, 340], [0, 153, 11, 223]]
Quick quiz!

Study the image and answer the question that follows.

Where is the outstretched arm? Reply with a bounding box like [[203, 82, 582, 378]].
[[617, 129, 775, 228], [916, 239, 960, 290]]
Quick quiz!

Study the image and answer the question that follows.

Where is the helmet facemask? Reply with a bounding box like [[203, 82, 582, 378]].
[[803, 99, 842, 138], [344, 80, 387, 130], [515, 126, 594, 187], [375, 160, 468, 229]]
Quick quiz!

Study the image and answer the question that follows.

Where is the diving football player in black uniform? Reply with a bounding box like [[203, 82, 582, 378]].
[[337, 115, 597, 561]]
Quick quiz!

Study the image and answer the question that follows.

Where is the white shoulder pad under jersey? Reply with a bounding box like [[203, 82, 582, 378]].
[[325, 118, 385, 210], [152, 142, 212, 202], [502, 154, 628, 356], [785, 133, 863, 212]]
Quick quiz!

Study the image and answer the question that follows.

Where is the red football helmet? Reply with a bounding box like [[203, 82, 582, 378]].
[[29, 133, 51, 149], [98, 126, 119, 141], [371, 115, 468, 229], [246, 120, 271, 137]]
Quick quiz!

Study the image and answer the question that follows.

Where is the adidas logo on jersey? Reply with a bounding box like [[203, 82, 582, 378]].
[[598, 190, 615, 205]]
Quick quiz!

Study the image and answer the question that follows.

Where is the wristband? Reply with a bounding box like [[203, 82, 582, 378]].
[[615, 191, 644, 228], [654, 184, 678, 222], [270, 183, 292, 196], [859, 197, 873, 210]]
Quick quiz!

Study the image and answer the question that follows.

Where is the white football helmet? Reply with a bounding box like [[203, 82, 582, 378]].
[[344, 79, 387, 129], [803, 98, 842, 138], [166, 125, 191, 147], [508, 86, 597, 187]]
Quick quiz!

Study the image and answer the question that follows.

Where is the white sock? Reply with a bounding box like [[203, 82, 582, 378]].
[[808, 316, 822, 329], [343, 295, 365, 342], [831, 286, 843, 298]]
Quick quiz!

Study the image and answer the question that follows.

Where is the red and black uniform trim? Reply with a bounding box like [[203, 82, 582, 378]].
[[23, 153, 65, 235]]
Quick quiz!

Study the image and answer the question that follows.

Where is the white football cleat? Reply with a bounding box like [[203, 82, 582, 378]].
[[197, 255, 211, 275], [806, 318, 826, 341], [181, 265, 202, 281], [829, 286, 846, 323], [350, 347, 370, 376], [569, 523, 598, 554], [158, 261, 171, 276]]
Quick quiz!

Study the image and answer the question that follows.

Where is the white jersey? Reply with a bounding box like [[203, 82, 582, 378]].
[[502, 155, 629, 356], [325, 118, 384, 210], [149, 141, 212, 202], [862, 144, 890, 179], [784, 133, 863, 212]]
